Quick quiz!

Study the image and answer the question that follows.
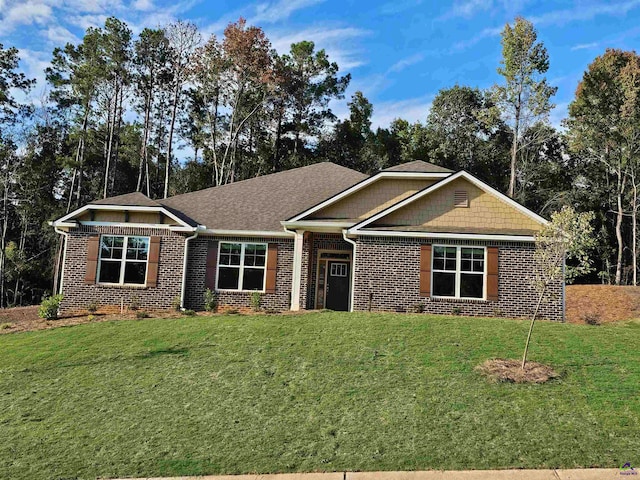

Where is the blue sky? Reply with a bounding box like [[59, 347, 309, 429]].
[[2, 0, 640, 128]]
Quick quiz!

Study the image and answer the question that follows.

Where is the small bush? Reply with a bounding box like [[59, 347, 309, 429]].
[[410, 303, 424, 313], [583, 312, 601, 326], [493, 307, 504, 317], [0, 322, 14, 330], [250, 291, 262, 311], [171, 295, 182, 311], [452, 306, 462, 316], [135, 311, 150, 319], [87, 314, 96, 322], [38, 294, 63, 320], [203, 288, 217, 312], [129, 296, 140, 311], [181, 309, 196, 316], [86, 302, 98, 313]]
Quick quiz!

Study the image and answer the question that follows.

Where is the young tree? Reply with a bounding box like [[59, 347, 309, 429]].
[[492, 17, 557, 198], [523, 206, 596, 368]]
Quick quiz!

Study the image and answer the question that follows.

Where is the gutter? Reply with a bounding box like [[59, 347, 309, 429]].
[[53, 227, 69, 295], [180, 226, 204, 309], [342, 230, 357, 312]]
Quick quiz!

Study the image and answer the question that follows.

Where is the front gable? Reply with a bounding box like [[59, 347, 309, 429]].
[[308, 177, 438, 221], [349, 171, 547, 238]]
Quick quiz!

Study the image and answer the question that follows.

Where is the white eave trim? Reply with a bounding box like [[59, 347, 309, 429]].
[[287, 171, 452, 222], [348, 170, 548, 233], [201, 229, 294, 238], [51, 204, 194, 230], [281, 220, 355, 230], [350, 229, 536, 242]]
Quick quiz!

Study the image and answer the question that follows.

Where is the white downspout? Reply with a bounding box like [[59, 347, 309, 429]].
[[54, 227, 69, 295], [180, 227, 201, 309], [342, 230, 357, 312]]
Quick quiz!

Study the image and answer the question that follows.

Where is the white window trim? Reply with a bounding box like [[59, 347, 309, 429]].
[[431, 245, 487, 300], [97, 235, 150, 286], [215, 241, 268, 293]]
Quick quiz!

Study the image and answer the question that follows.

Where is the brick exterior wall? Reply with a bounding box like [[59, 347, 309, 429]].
[[185, 235, 294, 311], [305, 233, 353, 309], [353, 236, 563, 321], [60, 225, 186, 314]]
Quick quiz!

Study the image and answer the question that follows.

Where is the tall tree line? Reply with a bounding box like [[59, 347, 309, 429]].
[[0, 16, 639, 307]]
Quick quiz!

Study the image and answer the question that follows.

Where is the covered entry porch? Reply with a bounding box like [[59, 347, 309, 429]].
[[289, 230, 355, 311]]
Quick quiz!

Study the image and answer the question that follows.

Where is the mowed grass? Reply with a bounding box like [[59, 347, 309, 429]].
[[1, 313, 639, 479]]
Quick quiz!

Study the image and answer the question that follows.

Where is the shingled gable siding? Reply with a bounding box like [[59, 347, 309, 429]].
[[185, 235, 294, 311], [60, 225, 186, 314], [352, 236, 563, 321]]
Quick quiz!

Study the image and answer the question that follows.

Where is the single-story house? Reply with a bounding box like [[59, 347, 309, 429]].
[[51, 160, 563, 320]]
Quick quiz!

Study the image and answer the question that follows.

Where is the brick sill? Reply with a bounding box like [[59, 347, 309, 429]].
[[95, 284, 149, 290]]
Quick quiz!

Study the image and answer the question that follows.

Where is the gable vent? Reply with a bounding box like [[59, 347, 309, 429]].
[[454, 190, 469, 208]]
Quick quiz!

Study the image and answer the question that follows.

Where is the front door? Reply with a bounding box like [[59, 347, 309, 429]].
[[326, 261, 350, 311]]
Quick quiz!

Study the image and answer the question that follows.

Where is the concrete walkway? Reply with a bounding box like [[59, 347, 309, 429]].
[[113, 468, 628, 480]]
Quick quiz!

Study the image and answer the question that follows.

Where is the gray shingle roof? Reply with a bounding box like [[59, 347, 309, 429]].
[[160, 162, 367, 231], [89, 192, 162, 207], [383, 160, 453, 173]]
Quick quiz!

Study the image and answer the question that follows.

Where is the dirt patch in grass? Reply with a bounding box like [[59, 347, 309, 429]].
[[476, 358, 559, 384], [565, 285, 640, 324]]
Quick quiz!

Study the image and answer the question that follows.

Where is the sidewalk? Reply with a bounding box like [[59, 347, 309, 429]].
[[113, 468, 629, 480]]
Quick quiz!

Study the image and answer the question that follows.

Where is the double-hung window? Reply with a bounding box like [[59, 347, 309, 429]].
[[432, 245, 485, 299], [98, 235, 149, 285], [217, 242, 267, 291]]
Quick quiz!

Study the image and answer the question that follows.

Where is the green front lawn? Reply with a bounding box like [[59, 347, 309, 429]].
[[1, 313, 639, 479]]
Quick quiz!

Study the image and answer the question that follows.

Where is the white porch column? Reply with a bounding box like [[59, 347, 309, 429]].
[[290, 229, 305, 311]]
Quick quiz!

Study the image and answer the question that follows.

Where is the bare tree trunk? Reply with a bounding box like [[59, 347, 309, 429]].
[[103, 86, 117, 199], [634, 177, 638, 286], [164, 84, 180, 199], [137, 90, 152, 192], [0, 170, 9, 308], [615, 189, 624, 285], [508, 105, 520, 198], [110, 85, 125, 194], [522, 283, 546, 369], [75, 105, 90, 208]]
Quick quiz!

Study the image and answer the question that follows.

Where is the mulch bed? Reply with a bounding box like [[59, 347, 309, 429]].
[[565, 285, 640, 324], [475, 358, 559, 384]]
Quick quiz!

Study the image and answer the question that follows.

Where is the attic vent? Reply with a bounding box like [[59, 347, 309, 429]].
[[454, 190, 469, 208]]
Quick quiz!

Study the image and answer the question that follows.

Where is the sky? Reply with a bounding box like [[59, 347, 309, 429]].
[[2, 0, 640, 129]]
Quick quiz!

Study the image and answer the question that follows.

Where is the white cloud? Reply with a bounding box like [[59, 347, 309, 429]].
[[43, 25, 79, 45], [387, 53, 424, 73], [0, 1, 53, 33], [529, 0, 640, 26], [441, 0, 492, 19], [249, 0, 325, 24], [132, 0, 154, 11], [370, 95, 433, 129], [270, 26, 370, 70], [571, 42, 599, 51]]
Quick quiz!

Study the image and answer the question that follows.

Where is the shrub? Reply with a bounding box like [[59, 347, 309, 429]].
[[493, 307, 504, 317], [203, 288, 217, 312], [129, 296, 140, 311], [250, 291, 262, 311], [181, 309, 196, 316], [0, 322, 14, 330], [451, 306, 462, 316], [87, 314, 96, 322], [410, 303, 424, 313], [583, 312, 601, 326], [38, 294, 63, 320], [86, 302, 98, 314], [171, 295, 181, 311], [136, 311, 150, 319]]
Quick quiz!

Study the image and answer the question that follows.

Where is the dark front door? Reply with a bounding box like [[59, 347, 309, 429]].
[[326, 261, 350, 311]]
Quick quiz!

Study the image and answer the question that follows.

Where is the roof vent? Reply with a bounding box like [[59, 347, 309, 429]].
[[454, 190, 469, 208]]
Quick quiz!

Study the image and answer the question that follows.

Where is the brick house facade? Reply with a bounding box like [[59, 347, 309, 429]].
[[52, 161, 564, 320]]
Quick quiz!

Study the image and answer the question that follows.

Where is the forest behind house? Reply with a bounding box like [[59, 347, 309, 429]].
[[0, 16, 639, 307]]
